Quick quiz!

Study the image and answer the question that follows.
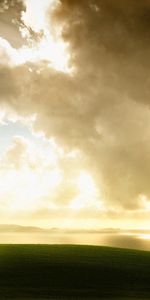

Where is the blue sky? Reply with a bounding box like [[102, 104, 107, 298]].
[[0, 121, 44, 154]]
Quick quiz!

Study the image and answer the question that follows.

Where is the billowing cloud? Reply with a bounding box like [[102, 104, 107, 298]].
[[0, 132, 100, 214], [0, 0, 150, 226]]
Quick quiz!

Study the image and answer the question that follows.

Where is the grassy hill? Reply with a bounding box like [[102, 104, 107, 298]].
[[0, 244, 150, 299]]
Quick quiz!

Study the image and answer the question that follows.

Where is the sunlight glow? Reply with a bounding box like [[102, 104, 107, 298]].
[[0, 124, 101, 216], [70, 171, 101, 210], [138, 234, 150, 240], [0, 134, 63, 212], [0, 0, 71, 73], [140, 195, 150, 211], [9, 169, 62, 212], [20, 0, 71, 72]]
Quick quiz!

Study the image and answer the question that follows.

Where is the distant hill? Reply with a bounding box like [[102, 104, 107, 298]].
[[0, 224, 150, 235]]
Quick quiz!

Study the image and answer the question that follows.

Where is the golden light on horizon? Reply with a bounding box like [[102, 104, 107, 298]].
[[138, 234, 150, 240]]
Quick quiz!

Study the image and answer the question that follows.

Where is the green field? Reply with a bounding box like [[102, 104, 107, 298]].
[[0, 244, 150, 299]]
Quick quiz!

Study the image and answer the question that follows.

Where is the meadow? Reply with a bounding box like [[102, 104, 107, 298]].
[[0, 244, 150, 299]]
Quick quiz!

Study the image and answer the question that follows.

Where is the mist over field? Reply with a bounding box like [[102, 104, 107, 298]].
[[0, 225, 149, 251]]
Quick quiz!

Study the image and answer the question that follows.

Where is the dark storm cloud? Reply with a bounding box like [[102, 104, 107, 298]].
[[1, 0, 150, 210], [58, 0, 150, 104], [54, 0, 150, 208]]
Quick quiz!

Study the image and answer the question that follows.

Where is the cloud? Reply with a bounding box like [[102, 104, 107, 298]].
[[0, 0, 71, 71], [0, 133, 98, 219], [1, 0, 150, 214], [0, 0, 24, 47], [4, 135, 28, 168], [0, 135, 63, 212]]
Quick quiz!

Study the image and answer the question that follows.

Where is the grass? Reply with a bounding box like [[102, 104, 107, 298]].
[[0, 244, 150, 299]]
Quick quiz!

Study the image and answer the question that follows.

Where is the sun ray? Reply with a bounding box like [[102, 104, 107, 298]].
[[0, 0, 72, 73], [70, 171, 102, 210]]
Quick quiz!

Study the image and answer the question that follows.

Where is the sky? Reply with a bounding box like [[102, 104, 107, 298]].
[[0, 0, 150, 230]]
